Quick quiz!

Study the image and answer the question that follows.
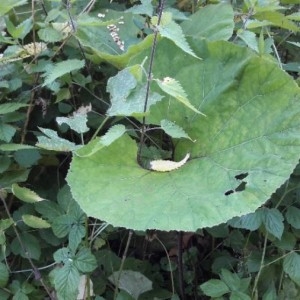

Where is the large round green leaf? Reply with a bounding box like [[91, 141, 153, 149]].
[[67, 39, 300, 231]]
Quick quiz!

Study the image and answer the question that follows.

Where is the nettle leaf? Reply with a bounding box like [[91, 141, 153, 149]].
[[42, 59, 85, 86], [181, 4, 234, 41], [126, 0, 153, 16], [153, 14, 200, 59], [108, 82, 163, 116], [56, 114, 89, 134], [160, 119, 193, 141], [67, 39, 300, 231], [36, 127, 80, 152], [155, 77, 204, 115]]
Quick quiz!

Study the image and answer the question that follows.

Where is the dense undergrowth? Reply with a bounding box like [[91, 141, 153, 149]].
[[0, 0, 300, 299]]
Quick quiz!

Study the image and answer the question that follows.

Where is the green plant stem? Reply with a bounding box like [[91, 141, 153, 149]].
[[178, 231, 186, 300], [114, 230, 133, 299], [137, 0, 165, 165], [252, 232, 268, 298], [91, 116, 110, 140], [0, 194, 54, 300], [155, 235, 175, 295]]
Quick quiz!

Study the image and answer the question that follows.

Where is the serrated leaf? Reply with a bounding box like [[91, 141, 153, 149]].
[[283, 252, 300, 286], [42, 59, 85, 86], [285, 207, 300, 229], [237, 30, 259, 53], [220, 269, 241, 291], [74, 248, 97, 273], [157, 20, 200, 59], [51, 263, 80, 300], [107, 81, 163, 116], [36, 127, 80, 152], [160, 119, 193, 141], [57, 114, 89, 134], [155, 77, 204, 115], [12, 184, 45, 203], [261, 208, 284, 239], [200, 279, 230, 297], [228, 211, 262, 231], [0, 103, 28, 114], [126, 0, 153, 16], [109, 270, 152, 299], [255, 11, 299, 32], [22, 214, 51, 229]]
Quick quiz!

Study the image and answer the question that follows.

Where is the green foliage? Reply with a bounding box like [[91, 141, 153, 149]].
[[1, 0, 300, 298]]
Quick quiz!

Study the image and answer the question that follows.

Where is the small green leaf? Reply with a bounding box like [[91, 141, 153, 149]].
[[0, 122, 16, 142], [126, 0, 153, 16], [237, 30, 259, 53], [155, 77, 205, 115], [0, 144, 36, 151], [261, 208, 284, 239], [220, 269, 241, 291], [0, 0, 27, 16], [0, 262, 9, 288], [160, 119, 193, 141], [42, 59, 85, 86], [283, 252, 300, 286], [56, 114, 89, 134], [38, 27, 64, 42], [22, 214, 51, 229], [50, 263, 80, 300], [107, 82, 163, 116], [52, 215, 75, 238], [36, 127, 80, 152], [109, 270, 152, 299], [286, 206, 300, 229], [157, 19, 200, 59], [14, 149, 41, 168], [11, 232, 41, 260], [12, 184, 45, 203], [74, 248, 97, 273], [0, 218, 14, 231], [200, 279, 230, 297], [0, 103, 28, 114], [228, 211, 262, 231]]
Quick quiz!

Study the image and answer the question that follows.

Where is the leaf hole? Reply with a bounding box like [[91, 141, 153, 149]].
[[235, 172, 248, 180], [225, 190, 234, 196]]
